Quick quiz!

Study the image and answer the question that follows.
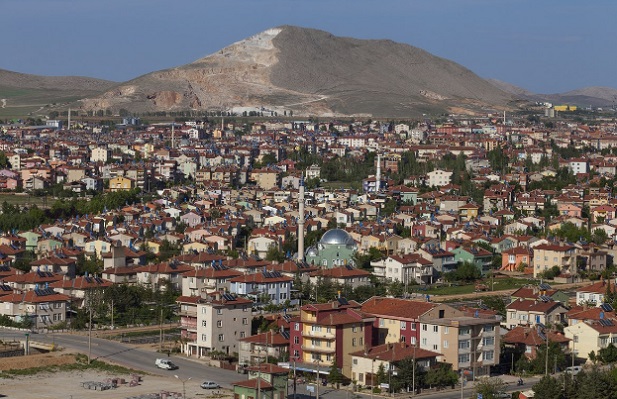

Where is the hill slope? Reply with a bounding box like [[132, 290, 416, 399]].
[[78, 26, 514, 117], [0, 69, 116, 116]]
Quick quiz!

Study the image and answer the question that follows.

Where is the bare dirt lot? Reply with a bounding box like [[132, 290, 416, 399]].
[[0, 353, 233, 399]]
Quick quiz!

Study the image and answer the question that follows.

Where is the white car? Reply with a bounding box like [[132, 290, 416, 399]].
[[201, 381, 220, 389], [155, 358, 178, 370]]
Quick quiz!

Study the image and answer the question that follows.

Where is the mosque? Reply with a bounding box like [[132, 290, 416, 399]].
[[304, 228, 358, 268]]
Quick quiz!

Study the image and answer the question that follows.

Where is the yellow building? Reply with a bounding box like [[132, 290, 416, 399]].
[[554, 105, 577, 112], [109, 176, 135, 192], [289, 299, 374, 378]]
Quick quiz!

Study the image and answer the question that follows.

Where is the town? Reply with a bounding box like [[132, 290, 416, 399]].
[[1, 108, 617, 399]]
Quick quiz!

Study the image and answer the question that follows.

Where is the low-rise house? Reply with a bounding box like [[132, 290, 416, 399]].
[[308, 266, 371, 291], [503, 325, 570, 360], [230, 270, 294, 306], [350, 343, 441, 387], [0, 287, 70, 328], [504, 298, 569, 329], [238, 330, 290, 366]]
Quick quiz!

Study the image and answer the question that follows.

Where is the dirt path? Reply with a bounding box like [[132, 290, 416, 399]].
[[431, 281, 589, 302]]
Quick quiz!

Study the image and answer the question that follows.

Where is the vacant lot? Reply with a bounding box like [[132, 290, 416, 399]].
[[0, 352, 232, 399]]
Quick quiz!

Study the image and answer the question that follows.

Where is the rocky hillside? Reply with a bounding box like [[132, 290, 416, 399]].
[[78, 26, 514, 117]]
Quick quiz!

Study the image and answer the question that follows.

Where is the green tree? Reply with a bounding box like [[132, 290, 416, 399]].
[[328, 361, 344, 388], [425, 363, 458, 389], [265, 244, 285, 262], [598, 344, 617, 364], [533, 375, 563, 399], [445, 261, 481, 283], [473, 376, 507, 399]]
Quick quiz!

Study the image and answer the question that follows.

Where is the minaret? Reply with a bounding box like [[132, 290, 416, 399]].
[[375, 152, 381, 192], [67, 108, 71, 131], [297, 176, 305, 262], [171, 123, 175, 149]]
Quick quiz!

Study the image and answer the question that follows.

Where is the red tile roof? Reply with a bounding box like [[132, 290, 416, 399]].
[[361, 297, 436, 320]]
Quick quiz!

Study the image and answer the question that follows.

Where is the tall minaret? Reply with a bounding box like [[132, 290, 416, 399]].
[[375, 152, 382, 192], [297, 176, 305, 262], [171, 123, 175, 149], [67, 108, 71, 131]]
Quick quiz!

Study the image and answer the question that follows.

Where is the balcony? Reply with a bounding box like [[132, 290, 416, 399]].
[[178, 310, 197, 317], [301, 345, 336, 354], [302, 330, 335, 340]]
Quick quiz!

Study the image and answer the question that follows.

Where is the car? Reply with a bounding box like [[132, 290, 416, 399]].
[[565, 366, 582, 375], [201, 381, 220, 389], [155, 358, 178, 370], [494, 392, 511, 399]]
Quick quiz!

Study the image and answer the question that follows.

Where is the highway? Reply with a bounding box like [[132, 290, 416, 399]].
[[0, 328, 540, 399]]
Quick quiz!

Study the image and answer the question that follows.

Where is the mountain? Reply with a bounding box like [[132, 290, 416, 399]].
[[0, 69, 116, 116], [488, 79, 617, 109], [77, 26, 514, 117]]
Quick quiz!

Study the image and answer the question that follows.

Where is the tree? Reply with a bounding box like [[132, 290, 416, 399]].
[[445, 262, 481, 282], [425, 363, 458, 389], [598, 344, 617, 364], [391, 357, 425, 393], [473, 376, 506, 399], [265, 244, 285, 262], [328, 361, 344, 388], [375, 363, 386, 385], [533, 375, 563, 399]]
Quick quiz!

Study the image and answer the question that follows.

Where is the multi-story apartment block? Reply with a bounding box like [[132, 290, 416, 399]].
[[504, 298, 569, 329], [177, 291, 252, 358], [0, 286, 70, 329], [426, 169, 453, 187], [420, 313, 501, 377], [532, 243, 577, 277], [289, 298, 374, 378], [230, 271, 294, 306]]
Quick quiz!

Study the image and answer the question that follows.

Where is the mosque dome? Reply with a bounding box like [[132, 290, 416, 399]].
[[320, 229, 356, 246]]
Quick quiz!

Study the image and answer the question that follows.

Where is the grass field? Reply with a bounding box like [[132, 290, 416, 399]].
[[0, 193, 52, 208]]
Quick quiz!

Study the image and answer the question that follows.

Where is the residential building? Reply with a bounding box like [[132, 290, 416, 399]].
[[532, 243, 577, 278]]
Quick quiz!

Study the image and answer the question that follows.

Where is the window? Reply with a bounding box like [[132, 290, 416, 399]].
[[353, 359, 358, 365], [411, 336, 416, 345], [411, 323, 416, 331], [483, 337, 495, 346], [242, 318, 248, 325], [458, 340, 470, 350], [459, 328, 470, 335], [600, 337, 608, 347], [217, 309, 223, 315], [379, 319, 385, 327], [433, 326, 438, 333], [483, 350, 494, 361], [202, 321, 207, 327], [352, 338, 357, 347], [240, 332, 246, 338], [458, 354, 470, 363], [422, 338, 427, 346], [525, 345, 532, 353], [293, 350, 299, 358], [433, 344, 438, 350], [217, 320, 223, 327], [443, 340, 449, 348], [483, 325, 495, 333], [201, 307, 207, 314], [352, 325, 358, 333], [295, 323, 300, 331], [201, 334, 207, 341], [218, 334, 224, 342], [400, 321, 406, 330], [422, 324, 427, 331], [294, 336, 299, 344], [401, 336, 406, 343]]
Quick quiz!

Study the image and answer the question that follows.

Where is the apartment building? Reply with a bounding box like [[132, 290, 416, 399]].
[[504, 298, 569, 329], [532, 243, 577, 278], [289, 298, 374, 378], [177, 291, 252, 358]]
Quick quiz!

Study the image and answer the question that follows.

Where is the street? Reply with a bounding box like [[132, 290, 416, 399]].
[[0, 328, 540, 399]]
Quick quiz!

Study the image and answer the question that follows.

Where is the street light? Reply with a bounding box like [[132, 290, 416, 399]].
[[175, 375, 191, 399], [293, 355, 299, 399], [314, 358, 322, 399]]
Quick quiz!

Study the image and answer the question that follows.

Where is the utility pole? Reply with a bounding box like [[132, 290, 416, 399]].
[[545, 328, 549, 376], [460, 369, 464, 399], [110, 299, 114, 330], [159, 307, 163, 353], [293, 356, 298, 399], [88, 306, 93, 364], [412, 343, 416, 396], [315, 358, 321, 399]]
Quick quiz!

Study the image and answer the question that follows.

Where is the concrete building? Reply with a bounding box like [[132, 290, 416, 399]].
[[177, 291, 252, 358]]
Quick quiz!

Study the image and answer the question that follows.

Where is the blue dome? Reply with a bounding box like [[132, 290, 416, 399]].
[[320, 229, 355, 246]]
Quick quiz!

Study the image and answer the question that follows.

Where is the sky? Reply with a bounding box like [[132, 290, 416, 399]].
[[2, 0, 616, 94]]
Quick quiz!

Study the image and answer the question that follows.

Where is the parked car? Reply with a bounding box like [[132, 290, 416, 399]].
[[155, 358, 178, 370], [201, 381, 220, 389], [565, 366, 582, 375]]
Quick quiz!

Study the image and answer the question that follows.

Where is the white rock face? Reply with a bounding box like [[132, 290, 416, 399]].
[[196, 28, 282, 67]]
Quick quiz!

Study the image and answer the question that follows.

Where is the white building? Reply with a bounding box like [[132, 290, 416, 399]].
[[90, 147, 111, 163], [426, 169, 453, 187], [230, 270, 295, 306]]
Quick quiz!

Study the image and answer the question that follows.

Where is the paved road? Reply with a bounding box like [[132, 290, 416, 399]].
[[0, 328, 540, 399]]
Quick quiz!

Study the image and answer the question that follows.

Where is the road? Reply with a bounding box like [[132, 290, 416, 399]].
[[0, 328, 540, 399]]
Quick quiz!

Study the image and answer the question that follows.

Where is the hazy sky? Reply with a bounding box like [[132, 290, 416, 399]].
[[2, 0, 616, 94]]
